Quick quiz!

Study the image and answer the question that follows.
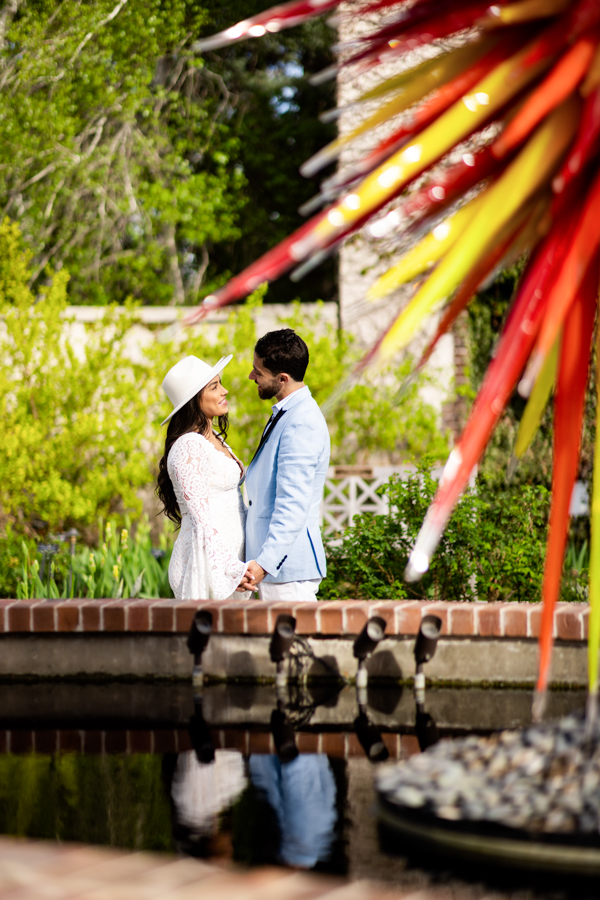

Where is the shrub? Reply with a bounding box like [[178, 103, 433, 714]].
[[320, 462, 563, 603], [0, 219, 152, 537]]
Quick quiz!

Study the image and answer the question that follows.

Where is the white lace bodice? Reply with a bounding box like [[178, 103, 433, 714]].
[[167, 432, 248, 600]]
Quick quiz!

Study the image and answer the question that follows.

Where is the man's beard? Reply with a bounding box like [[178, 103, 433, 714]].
[[257, 378, 279, 400]]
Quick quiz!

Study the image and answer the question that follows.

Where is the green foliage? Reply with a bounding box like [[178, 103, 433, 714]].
[[0, 219, 151, 534], [0, 525, 36, 599], [15, 519, 173, 600], [321, 462, 556, 603], [0, 752, 172, 850], [0, 0, 335, 305]]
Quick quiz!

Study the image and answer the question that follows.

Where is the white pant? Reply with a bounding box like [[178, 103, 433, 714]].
[[258, 579, 320, 602]]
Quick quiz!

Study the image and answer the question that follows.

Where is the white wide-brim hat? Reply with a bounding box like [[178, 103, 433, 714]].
[[161, 354, 233, 426]]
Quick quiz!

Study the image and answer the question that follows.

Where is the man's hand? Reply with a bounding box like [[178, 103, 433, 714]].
[[236, 560, 267, 592]]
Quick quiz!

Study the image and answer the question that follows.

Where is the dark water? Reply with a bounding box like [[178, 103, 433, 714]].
[[0, 681, 594, 899]]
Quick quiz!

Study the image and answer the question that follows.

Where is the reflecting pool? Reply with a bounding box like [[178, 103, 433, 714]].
[[0, 681, 591, 898]]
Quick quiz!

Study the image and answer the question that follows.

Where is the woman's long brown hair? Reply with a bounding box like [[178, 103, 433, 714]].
[[156, 388, 228, 526]]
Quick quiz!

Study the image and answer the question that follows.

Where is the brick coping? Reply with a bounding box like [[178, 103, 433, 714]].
[[0, 728, 412, 760], [0, 599, 588, 642]]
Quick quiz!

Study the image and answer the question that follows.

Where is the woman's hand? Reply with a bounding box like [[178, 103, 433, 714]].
[[236, 560, 267, 591]]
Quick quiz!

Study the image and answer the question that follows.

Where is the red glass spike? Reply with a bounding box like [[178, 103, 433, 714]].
[[328, 31, 526, 192], [518, 0, 600, 71], [493, 32, 597, 158], [333, 2, 497, 76], [406, 198, 582, 555], [402, 143, 509, 224], [193, 0, 341, 51], [352, 0, 466, 45], [536, 252, 599, 699], [531, 164, 600, 367], [553, 85, 600, 194]]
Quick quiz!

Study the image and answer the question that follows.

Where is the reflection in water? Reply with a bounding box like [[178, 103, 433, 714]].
[[169, 684, 343, 869], [415, 703, 439, 752], [188, 698, 215, 764], [249, 754, 337, 869], [354, 710, 389, 763], [169, 750, 340, 869], [171, 749, 247, 836]]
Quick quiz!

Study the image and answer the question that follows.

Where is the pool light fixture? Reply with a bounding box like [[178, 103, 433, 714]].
[[354, 709, 389, 764], [270, 614, 297, 687], [413, 614, 442, 701], [415, 703, 439, 752], [187, 610, 213, 687], [353, 616, 387, 689], [188, 697, 215, 764], [271, 705, 299, 764]]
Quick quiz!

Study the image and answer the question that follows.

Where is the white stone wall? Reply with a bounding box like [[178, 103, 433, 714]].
[[63, 302, 339, 364]]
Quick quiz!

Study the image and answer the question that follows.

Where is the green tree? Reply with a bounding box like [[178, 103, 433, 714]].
[[201, 0, 337, 303], [0, 0, 335, 306]]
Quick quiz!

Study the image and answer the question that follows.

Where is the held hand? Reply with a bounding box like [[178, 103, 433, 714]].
[[237, 560, 267, 592]]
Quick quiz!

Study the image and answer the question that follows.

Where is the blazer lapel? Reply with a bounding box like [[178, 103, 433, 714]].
[[250, 408, 287, 464]]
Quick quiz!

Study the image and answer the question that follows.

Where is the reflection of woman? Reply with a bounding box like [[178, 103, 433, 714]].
[[156, 354, 251, 600]]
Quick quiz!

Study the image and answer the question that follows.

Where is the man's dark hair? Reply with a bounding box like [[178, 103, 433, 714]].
[[255, 328, 309, 382]]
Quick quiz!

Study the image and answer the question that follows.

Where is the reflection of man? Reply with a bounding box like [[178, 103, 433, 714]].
[[240, 328, 330, 601], [249, 754, 337, 868]]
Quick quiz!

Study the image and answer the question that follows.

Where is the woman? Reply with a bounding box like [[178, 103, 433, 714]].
[[156, 354, 251, 600]]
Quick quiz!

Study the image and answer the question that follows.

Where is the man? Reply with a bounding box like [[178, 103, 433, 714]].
[[239, 328, 330, 601]]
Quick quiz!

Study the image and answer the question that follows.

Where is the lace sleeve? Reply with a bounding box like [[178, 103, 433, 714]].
[[170, 436, 247, 600]]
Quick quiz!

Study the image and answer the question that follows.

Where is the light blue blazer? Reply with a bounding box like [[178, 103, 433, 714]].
[[245, 387, 330, 582]]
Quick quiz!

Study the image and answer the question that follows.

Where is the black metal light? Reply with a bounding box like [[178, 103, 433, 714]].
[[354, 710, 389, 764], [187, 610, 213, 687], [270, 614, 296, 688], [353, 616, 387, 690], [415, 704, 440, 752], [271, 706, 299, 764], [37, 542, 60, 591], [413, 614, 442, 702], [63, 528, 80, 598], [188, 698, 215, 764]]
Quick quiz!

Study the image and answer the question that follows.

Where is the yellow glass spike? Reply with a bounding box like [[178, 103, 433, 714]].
[[589, 330, 600, 696], [357, 37, 496, 105], [513, 336, 559, 459], [309, 36, 557, 251], [501, 193, 551, 264], [306, 39, 496, 174], [377, 100, 578, 362], [367, 189, 489, 301], [486, 0, 571, 26]]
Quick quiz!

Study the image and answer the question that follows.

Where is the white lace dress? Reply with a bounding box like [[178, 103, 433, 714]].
[[167, 432, 249, 600]]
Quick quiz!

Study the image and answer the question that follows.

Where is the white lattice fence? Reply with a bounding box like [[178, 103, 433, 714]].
[[320, 465, 410, 536], [320, 463, 467, 536]]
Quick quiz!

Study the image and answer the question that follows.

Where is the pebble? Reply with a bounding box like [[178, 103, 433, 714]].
[[376, 711, 600, 837]]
